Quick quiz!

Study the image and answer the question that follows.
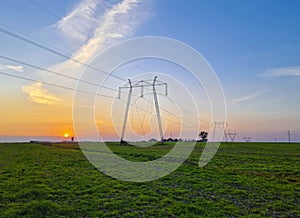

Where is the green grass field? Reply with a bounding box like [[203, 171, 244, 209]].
[[0, 142, 299, 217]]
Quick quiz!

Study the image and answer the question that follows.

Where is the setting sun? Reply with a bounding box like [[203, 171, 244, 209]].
[[64, 133, 69, 138]]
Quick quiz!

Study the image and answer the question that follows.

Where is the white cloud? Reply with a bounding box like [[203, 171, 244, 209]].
[[0, 64, 24, 72], [72, 0, 146, 61], [55, 0, 100, 43], [262, 66, 300, 77], [230, 89, 265, 104], [22, 82, 62, 105], [24, 0, 152, 104], [50, 0, 152, 77]]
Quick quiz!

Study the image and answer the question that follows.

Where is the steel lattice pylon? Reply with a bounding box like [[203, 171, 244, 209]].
[[118, 76, 167, 145]]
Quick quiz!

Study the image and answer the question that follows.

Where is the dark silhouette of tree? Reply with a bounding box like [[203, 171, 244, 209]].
[[199, 131, 208, 141]]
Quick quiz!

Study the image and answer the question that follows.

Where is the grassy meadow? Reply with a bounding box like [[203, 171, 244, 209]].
[[0, 142, 299, 217]]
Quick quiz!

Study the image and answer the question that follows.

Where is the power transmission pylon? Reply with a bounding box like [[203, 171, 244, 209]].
[[227, 132, 237, 142], [118, 76, 167, 145], [212, 121, 227, 142], [243, 136, 252, 142], [287, 130, 292, 143]]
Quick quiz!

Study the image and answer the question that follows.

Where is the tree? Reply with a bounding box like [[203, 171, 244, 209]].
[[199, 131, 208, 141]]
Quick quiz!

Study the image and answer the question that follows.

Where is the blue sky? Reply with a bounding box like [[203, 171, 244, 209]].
[[0, 0, 299, 142]]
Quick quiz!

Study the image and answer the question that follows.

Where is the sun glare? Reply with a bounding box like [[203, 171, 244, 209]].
[[64, 133, 69, 138]]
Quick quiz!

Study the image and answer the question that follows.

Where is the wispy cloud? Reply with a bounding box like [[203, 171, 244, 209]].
[[50, 0, 152, 75], [22, 82, 62, 105], [73, 0, 150, 61], [24, 0, 152, 104], [230, 89, 265, 104], [0, 64, 24, 72], [262, 66, 300, 78], [55, 0, 100, 43]]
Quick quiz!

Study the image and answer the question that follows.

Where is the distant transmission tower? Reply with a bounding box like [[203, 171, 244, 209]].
[[287, 130, 292, 143], [243, 136, 252, 142], [227, 132, 237, 142], [118, 76, 167, 145], [212, 121, 228, 142]]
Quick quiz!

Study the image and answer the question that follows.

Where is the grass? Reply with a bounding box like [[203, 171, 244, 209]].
[[0, 142, 299, 217]]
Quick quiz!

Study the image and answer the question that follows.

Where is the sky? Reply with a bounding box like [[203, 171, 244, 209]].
[[0, 0, 299, 142]]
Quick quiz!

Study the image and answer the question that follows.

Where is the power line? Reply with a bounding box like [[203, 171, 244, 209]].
[[139, 85, 210, 127], [27, 0, 95, 44], [0, 1, 211, 135], [0, 71, 197, 129], [116, 97, 197, 129], [0, 54, 201, 127], [0, 71, 115, 99], [135, 93, 201, 129], [0, 23, 73, 65], [0, 23, 210, 130], [28, 0, 67, 21], [27, 0, 150, 75], [0, 55, 117, 92], [0, 59, 199, 129], [0, 26, 126, 82], [129, 100, 197, 129], [0, 25, 201, 125]]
